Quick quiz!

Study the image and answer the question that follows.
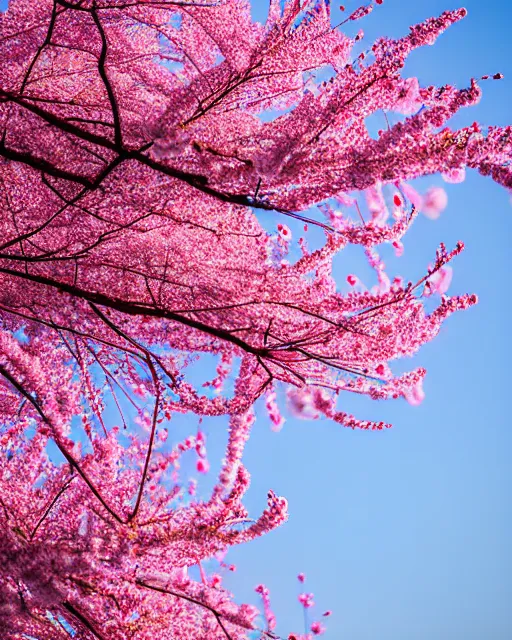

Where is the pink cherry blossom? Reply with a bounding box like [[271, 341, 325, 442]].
[[286, 387, 334, 421], [400, 182, 424, 210], [278, 223, 293, 241], [405, 378, 426, 406], [196, 458, 210, 474], [392, 240, 405, 257], [298, 592, 315, 608], [442, 167, 467, 183], [392, 77, 423, 115], [423, 187, 449, 219], [0, 0, 508, 637], [311, 621, 327, 635], [265, 388, 285, 431], [427, 265, 454, 295]]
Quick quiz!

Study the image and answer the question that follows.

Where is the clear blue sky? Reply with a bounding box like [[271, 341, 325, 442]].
[[1, 1, 510, 639]]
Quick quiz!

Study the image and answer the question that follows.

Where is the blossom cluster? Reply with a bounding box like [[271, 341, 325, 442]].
[[0, 0, 509, 637]]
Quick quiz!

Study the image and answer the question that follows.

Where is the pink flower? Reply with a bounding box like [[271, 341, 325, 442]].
[[238, 604, 259, 626], [377, 270, 391, 295], [177, 567, 190, 586], [422, 187, 448, 219], [400, 182, 423, 210], [311, 621, 326, 635], [427, 265, 453, 295], [392, 240, 404, 257], [298, 592, 315, 608], [366, 185, 389, 225], [297, 573, 306, 583], [132, 383, 147, 398], [405, 379, 425, 406], [286, 387, 333, 420], [255, 584, 269, 595], [334, 192, 356, 207], [266, 389, 285, 432], [392, 77, 422, 114], [210, 574, 222, 588], [277, 223, 292, 241], [196, 458, 210, 474], [134, 411, 152, 431], [442, 167, 466, 183]]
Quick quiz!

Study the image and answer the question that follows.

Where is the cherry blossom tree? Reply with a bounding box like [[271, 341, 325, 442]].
[[0, 0, 510, 637]]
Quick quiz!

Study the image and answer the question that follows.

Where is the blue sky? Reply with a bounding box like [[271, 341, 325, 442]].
[[1, 1, 510, 638]]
